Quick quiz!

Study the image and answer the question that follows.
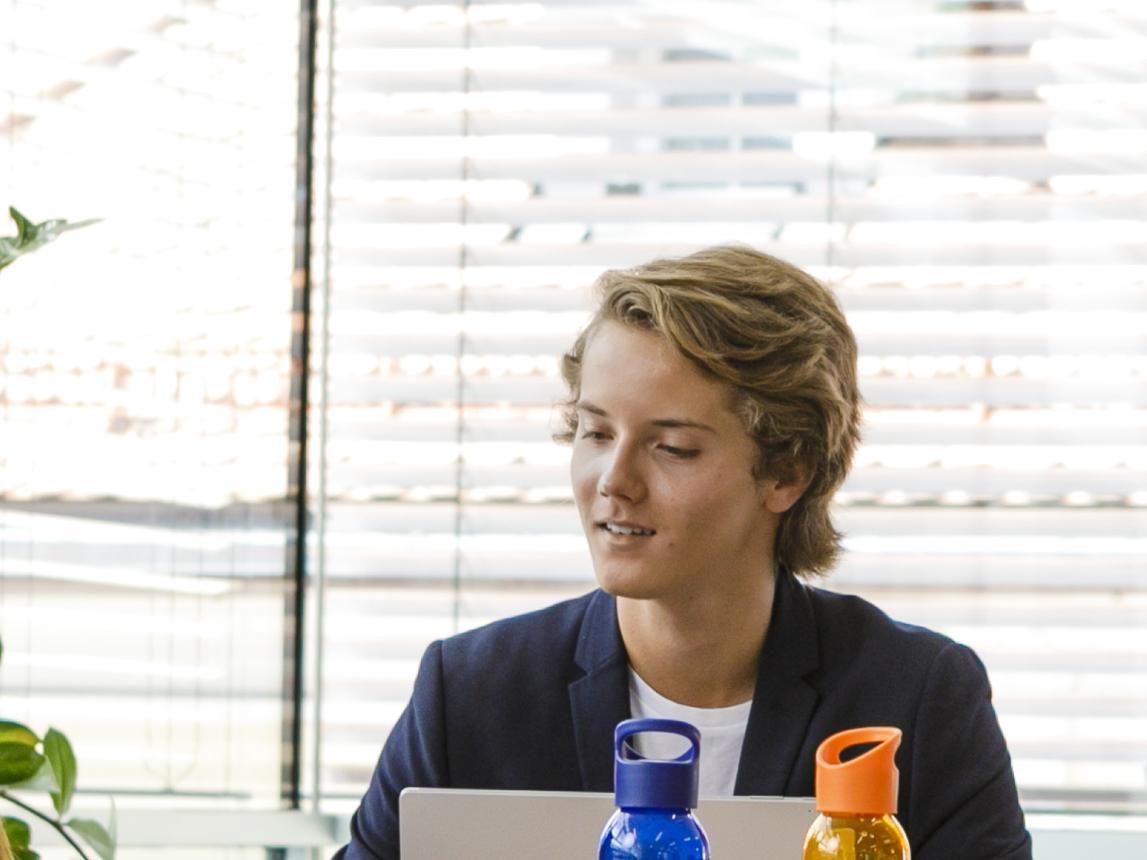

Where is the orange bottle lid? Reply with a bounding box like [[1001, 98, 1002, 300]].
[[814, 726, 902, 816]]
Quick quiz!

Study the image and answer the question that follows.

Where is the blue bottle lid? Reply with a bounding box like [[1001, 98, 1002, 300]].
[[614, 718, 701, 811]]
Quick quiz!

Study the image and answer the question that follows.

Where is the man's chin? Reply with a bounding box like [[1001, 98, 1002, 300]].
[[592, 568, 672, 601]]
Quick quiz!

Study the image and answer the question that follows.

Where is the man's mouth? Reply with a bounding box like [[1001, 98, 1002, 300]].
[[598, 520, 656, 537]]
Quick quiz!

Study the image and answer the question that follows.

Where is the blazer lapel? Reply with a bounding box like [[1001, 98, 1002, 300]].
[[569, 590, 630, 792], [735, 569, 821, 796]]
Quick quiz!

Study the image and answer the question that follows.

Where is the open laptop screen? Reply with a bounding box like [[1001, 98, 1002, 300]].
[[400, 788, 817, 859]]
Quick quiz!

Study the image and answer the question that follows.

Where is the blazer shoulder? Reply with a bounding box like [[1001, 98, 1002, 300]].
[[438, 590, 603, 677], [805, 583, 958, 673]]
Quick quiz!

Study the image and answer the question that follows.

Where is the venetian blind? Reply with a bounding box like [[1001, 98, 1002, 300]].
[[312, 0, 1147, 816]]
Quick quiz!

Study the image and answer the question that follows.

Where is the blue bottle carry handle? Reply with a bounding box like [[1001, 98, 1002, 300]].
[[615, 718, 701, 764], [613, 718, 702, 810]]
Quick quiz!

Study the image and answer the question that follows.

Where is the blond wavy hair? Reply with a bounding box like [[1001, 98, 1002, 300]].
[[557, 245, 861, 578]]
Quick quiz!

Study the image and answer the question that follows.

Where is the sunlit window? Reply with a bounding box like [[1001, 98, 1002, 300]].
[[0, 0, 299, 819]]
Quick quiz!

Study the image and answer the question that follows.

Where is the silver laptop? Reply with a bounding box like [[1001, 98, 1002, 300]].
[[400, 788, 818, 859]]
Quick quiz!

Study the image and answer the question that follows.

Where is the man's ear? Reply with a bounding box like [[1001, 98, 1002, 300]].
[[761, 460, 812, 514]]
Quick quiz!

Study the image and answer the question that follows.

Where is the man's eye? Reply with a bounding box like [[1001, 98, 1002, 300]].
[[580, 429, 607, 440], [662, 445, 700, 459]]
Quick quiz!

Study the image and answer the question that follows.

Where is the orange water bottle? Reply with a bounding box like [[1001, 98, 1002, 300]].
[[802, 727, 910, 860]]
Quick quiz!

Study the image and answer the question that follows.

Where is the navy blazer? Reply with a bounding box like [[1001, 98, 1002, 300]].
[[336, 570, 1032, 859]]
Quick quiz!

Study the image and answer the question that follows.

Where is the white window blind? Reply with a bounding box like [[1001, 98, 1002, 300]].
[[313, 0, 1147, 815]]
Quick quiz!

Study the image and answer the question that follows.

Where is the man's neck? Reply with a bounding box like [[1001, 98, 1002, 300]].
[[616, 571, 776, 709]]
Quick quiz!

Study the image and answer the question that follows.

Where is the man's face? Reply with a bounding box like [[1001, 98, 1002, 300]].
[[570, 320, 786, 605]]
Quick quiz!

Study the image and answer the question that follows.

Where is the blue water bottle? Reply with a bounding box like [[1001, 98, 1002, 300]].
[[599, 718, 710, 859]]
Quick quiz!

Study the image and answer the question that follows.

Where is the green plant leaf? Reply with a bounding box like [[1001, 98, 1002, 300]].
[[3, 816, 41, 860], [7, 757, 60, 794], [9, 207, 32, 242], [14, 208, 100, 241], [3, 816, 31, 849], [42, 729, 77, 817], [0, 744, 44, 786], [0, 207, 101, 272], [67, 818, 115, 860], [0, 722, 38, 747]]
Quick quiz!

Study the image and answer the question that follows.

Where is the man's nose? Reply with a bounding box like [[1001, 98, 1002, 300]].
[[598, 443, 645, 502]]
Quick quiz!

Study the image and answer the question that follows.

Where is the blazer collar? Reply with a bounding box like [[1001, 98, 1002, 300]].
[[734, 567, 821, 795], [566, 572, 821, 796], [569, 590, 630, 792]]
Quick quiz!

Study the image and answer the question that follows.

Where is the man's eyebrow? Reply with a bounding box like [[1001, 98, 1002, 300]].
[[575, 400, 608, 417], [575, 401, 717, 434], [652, 418, 717, 434]]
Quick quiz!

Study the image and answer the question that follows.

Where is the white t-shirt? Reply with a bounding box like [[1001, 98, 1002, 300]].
[[627, 667, 752, 796]]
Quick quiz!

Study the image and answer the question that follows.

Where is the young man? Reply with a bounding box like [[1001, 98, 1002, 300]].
[[336, 246, 1031, 859]]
